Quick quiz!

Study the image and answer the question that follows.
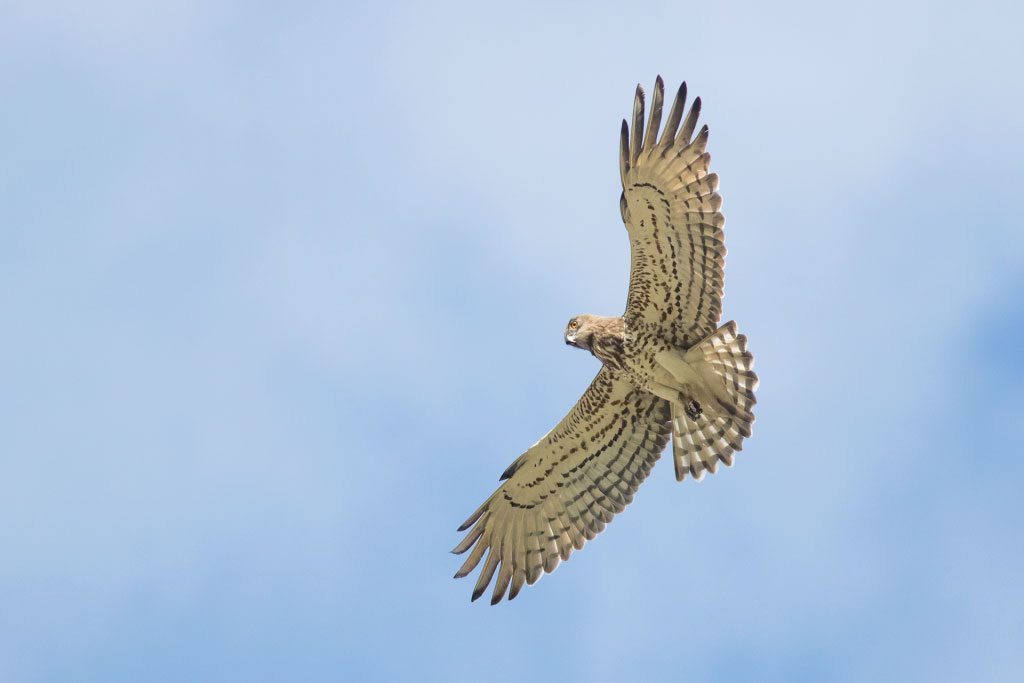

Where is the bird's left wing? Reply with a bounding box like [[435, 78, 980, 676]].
[[619, 76, 727, 346], [453, 367, 671, 604]]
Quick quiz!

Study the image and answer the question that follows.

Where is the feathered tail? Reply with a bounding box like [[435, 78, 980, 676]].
[[672, 321, 758, 481]]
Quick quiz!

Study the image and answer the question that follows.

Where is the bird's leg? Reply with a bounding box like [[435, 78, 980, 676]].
[[650, 378, 703, 421], [651, 367, 704, 420], [684, 399, 702, 421], [657, 349, 734, 419], [647, 380, 681, 404]]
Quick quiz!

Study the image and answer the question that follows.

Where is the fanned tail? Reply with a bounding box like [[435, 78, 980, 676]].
[[672, 321, 758, 481]]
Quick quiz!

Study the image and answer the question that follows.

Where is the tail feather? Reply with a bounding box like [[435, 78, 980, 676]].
[[673, 321, 758, 482]]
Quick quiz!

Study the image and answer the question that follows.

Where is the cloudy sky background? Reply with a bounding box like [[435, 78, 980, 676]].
[[3, 1, 1023, 681]]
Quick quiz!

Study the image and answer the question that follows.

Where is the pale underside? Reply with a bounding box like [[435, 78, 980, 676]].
[[453, 77, 756, 604]]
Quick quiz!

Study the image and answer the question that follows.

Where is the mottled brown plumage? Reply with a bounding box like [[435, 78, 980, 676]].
[[564, 314, 625, 370], [453, 77, 759, 604]]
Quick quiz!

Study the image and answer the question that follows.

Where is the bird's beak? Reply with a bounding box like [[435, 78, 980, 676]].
[[565, 333, 576, 346]]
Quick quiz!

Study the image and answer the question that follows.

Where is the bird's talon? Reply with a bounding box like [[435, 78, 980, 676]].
[[685, 399, 702, 420]]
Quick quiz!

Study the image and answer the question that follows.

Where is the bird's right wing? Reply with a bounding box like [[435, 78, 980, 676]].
[[452, 367, 672, 604]]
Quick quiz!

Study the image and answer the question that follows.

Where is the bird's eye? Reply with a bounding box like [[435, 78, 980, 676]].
[[570, 320, 578, 329]]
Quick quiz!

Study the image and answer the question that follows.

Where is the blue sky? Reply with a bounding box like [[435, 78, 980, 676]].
[[2, 1, 1023, 681]]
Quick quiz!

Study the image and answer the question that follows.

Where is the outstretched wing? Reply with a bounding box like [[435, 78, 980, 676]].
[[619, 76, 726, 347], [452, 368, 672, 604]]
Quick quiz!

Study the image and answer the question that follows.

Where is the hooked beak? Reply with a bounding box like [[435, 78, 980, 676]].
[[565, 333, 576, 346]]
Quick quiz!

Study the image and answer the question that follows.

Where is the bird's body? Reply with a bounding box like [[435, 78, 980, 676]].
[[453, 77, 759, 604], [567, 314, 732, 421]]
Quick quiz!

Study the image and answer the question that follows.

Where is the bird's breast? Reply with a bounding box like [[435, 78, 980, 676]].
[[591, 335, 626, 371]]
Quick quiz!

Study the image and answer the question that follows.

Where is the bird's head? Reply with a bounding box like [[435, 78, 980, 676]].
[[564, 314, 595, 351]]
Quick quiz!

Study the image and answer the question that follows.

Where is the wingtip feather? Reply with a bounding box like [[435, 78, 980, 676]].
[[456, 503, 487, 532], [660, 81, 687, 148], [642, 76, 665, 154], [630, 85, 645, 166], [619, 118, 630, 184], [679, 96, 702, 144]]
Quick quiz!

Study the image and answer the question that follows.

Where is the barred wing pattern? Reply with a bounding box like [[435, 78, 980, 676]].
[[620, 77, 726, 346], [452, 368, 672, 604]]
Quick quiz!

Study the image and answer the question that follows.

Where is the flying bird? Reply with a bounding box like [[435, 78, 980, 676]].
[[452, 77, 759, 604]]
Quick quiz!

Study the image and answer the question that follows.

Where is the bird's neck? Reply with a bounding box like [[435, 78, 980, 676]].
[[588, 316, 626, 368]]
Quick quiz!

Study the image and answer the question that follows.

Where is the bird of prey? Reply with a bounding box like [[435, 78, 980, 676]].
[[452, 77, 758, 604]]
